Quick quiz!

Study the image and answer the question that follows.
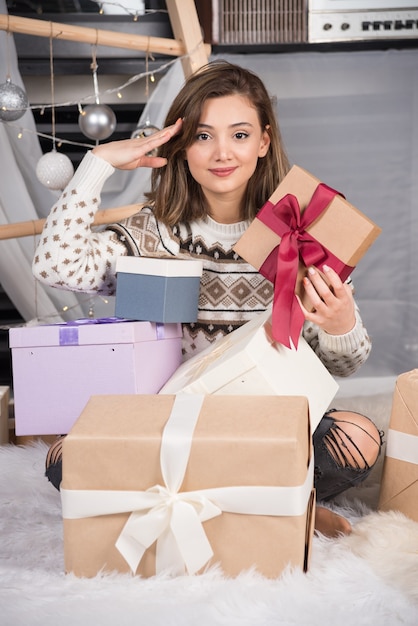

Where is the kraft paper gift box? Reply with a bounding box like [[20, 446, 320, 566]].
[[9, 319, 182, 436], [233, 165, 381, 348], [115, 256, 203, 323], [160, 308, 339, 433], [61, 393, 315, 579], [378, 369, 418, 522]]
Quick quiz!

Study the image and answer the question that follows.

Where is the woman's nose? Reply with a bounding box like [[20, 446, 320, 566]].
[[214, 138, 231, 160]]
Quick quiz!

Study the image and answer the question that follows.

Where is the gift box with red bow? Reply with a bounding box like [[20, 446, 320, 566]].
[[233, 165, 381, 348]]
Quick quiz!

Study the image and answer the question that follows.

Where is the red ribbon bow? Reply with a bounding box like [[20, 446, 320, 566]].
[[258, 183, 352, 349]]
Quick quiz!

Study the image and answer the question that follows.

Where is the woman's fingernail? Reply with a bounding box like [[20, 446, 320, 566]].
[[323, 264, 330, 272], [308, 267, 315, 275]]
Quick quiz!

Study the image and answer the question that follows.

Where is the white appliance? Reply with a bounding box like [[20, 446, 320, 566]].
[[309, 0, 418, 42]]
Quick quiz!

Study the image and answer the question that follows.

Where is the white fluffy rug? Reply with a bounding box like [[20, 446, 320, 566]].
[[1, 393, 418, 626]]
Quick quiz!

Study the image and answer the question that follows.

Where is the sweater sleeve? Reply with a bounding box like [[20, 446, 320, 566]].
[[302, 303, 371, 377], [32, 151, 131, 295]]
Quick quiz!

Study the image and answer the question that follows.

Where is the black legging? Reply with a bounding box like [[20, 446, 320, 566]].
[[313, 409, 383, 501], [45, 409, 384, 499]]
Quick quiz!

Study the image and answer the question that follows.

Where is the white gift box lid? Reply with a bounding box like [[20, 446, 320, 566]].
[[116, 256, 203, 278]]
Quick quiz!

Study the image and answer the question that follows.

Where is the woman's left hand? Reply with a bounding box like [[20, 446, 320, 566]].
[[297, 264, 356, 336]]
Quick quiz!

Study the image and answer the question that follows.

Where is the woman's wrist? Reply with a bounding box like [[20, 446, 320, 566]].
[[318, 315, 367, 354]]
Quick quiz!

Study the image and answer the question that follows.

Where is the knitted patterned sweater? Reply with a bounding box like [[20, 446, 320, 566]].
[[33, 151, 371, 376]]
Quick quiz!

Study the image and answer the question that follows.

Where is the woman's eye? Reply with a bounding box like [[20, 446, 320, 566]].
[[235, 131, 249, 140], [196, 132, 211, 141]]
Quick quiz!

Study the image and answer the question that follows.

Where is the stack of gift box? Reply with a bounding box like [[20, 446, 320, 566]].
[[61, 308, 340, 578], [10, 164, 393, 580], [9, 256, 203, 437]]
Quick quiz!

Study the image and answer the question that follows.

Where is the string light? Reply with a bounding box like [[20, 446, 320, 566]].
[[1, 34, 201, 117], [1, 3, 196, 120], [30, 54, 180, 112], [0, 16, 204, 151], [0, 295, 114, 330], [0, 50, 192, 148], [7, 122, 96, 148]]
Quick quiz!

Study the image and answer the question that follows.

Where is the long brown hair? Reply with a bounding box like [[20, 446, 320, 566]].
[[146, 60, 290, 225]]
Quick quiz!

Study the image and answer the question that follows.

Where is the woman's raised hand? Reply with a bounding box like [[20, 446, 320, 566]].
[[91, 118, 183, 170]]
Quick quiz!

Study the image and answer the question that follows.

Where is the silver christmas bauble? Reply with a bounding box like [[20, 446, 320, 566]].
[[131, 122, 161, 156], [0, 78, 29, 122], [36, 150, 74, 190], [78, 104, 117, 141]]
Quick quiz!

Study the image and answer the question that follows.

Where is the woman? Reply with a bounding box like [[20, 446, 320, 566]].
[[34, 60, 382, 538]]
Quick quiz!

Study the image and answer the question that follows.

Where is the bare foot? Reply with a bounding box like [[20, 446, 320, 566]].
[[314, 505, 352, 538]]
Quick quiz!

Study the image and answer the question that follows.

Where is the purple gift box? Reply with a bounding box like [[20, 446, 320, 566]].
[[9, 318, 183, 436]]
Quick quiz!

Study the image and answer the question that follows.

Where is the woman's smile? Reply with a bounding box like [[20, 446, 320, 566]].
[[208, 166, 238, 177]]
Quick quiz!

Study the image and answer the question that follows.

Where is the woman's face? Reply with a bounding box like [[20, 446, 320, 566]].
[[185, 94, 270, 219]]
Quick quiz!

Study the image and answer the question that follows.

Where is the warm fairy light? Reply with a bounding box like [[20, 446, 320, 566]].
[[0, 35, 201, 150]]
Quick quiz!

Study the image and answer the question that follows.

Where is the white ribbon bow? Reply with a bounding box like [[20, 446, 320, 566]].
[[61, 394, 313, 576]]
